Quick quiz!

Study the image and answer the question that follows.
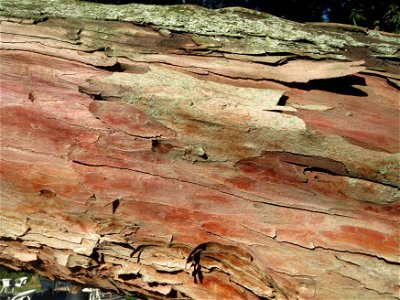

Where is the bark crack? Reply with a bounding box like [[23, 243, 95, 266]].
[[275, 239, 399, 265], [1, 34, 82, 46], [201, 229, 244, 245], [1, 145, 66, 158], [337, 273, 396, 297], [70, 159, 356, 219], [1, 46, 117, 69], [241, 224, 276, 239]]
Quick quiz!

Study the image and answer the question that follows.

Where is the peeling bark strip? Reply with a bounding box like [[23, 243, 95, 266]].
[[1, 1, 400, 300]]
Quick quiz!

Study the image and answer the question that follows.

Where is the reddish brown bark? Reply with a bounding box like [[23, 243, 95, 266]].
[[0, 3, 399, 300]]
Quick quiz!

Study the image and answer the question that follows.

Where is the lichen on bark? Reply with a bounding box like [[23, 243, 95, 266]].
[[1, 0, 399, 57]]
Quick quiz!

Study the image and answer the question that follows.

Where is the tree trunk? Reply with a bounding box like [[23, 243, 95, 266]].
[[0, 1, 399, 299]]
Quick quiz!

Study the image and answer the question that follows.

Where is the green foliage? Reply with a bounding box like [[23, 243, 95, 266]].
[[382, 4, 400, 33], [349, 7, 367, 26], [0, 267, 33, 282]]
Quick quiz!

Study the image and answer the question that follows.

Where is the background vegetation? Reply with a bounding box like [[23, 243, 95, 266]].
[[0, 267, 139, 299], [0, 267, 32, 282]]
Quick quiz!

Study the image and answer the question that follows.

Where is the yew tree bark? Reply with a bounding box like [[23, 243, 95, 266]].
[[0, 1, 399, 299]]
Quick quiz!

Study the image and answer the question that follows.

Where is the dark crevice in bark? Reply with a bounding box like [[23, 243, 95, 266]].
[[287, 75, 369, 96], [276, 95, 289, 106], [78, 87, 108, 101], [39, 189, 57, 198], [167, 288, 191, 299], [97, 62, 126, 72], [111, 199, 120, 214], [118, 274, 140, 281]]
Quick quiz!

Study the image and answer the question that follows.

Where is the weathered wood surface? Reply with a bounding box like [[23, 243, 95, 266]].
[[0, 1, 399, 299]]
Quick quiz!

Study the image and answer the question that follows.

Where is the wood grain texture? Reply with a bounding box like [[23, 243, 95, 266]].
[[0, 2, 399, 299]]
